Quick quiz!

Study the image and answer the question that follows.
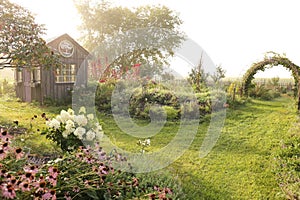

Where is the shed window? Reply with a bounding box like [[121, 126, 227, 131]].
[[31, 68, 41, 83], [16, 68, 22, 83], [55, 64, 76, 83]]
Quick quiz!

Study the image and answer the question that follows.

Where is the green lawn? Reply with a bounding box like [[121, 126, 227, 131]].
[[0, 95, 298, 199], [100, 96, 297, 199]]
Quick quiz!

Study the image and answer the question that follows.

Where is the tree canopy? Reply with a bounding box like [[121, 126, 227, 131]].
[[74, 0, 185, 77], [0, 0, 58, 69]]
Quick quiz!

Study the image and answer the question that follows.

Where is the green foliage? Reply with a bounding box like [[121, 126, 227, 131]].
[[129, 81, 180, 120], [75, 0, 184, 73], [0, 0, 60, 69], [248, 83, 281, 100], [188, 56, 208, 93], [95, 80, 116, 113], [211, 65, 226, 85]]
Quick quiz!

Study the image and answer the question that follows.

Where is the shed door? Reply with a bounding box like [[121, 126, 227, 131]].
[[23, 69, 31, 102]]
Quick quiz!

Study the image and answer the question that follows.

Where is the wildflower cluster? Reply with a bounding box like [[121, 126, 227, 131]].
[[0, 127, 183, 199], [42, 107, 103, 151], [0, 128, 59, 200], [137, 138, 151, 154]]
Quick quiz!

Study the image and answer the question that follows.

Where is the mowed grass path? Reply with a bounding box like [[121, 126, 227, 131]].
[[0, 96, 298, 199]]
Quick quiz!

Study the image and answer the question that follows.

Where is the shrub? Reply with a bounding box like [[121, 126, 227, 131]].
[[95, 80, 116, 113], [163, 106, 179, 120], [249, 84, 281, 100], [128, 81, 179, 120]]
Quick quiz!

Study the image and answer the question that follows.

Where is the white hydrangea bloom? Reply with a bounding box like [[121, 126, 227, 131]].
[[62, 130, 70, 138], [65, 120, 75, 134], [48, 119, 60, 130], [74, 115, 88, 126], [87, 114, 94, 120], [86, 130, 95, 141], [60, 110, 71, 123], [74, 127, 86, 140], [67, 108, 74, 115], [79, 106, 86, 114], [56, 115, 62, 123]]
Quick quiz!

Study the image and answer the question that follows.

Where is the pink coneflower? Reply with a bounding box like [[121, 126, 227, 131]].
[[48, 167, 59, 178], [47, 175, 57, 187], [0, 148, 7, 160], [15, 148, 24, 159], [42, 189, 56, 200], [2, 142, 9, 151], [84, 157, 94, 164], [20, 181, 31, 192], [24, 165, 39, 175], [72, 186, 80, 193], [2, 184, 16, 199], [0, 130, 12, 142], [22, 172, 34, 182]]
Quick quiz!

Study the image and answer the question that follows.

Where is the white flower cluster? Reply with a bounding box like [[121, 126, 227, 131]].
[[46, 107, 103, 141], [137, 138, 151, 146]]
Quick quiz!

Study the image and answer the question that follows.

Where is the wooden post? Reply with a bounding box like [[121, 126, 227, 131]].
[[232, 86, 236, 102]]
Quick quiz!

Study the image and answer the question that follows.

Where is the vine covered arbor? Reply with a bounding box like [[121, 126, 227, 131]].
[[242, 52, 300, 110]]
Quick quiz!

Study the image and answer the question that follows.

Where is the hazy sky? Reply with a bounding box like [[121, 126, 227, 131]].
[[9, 0, 300, 78]]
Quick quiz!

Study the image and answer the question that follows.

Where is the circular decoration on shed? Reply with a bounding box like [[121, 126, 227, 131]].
[[58, 40, 74, 57]]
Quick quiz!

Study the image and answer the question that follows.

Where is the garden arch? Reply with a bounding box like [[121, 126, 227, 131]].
[[242, 52, 300, 110]]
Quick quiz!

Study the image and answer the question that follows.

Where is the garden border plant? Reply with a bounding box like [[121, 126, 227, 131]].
[[0, 120, 184, 199]]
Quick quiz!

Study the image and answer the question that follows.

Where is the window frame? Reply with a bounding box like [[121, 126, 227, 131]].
[[55, 64, 77, 83]]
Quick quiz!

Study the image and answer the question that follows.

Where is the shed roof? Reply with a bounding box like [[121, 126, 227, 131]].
[[46, 33, 89, 57]]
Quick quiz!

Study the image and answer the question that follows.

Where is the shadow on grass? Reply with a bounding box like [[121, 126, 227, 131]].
[[167, 165, 233, 200]]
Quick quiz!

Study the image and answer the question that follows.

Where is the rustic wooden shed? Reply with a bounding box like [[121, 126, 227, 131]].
[[15, 33, 89, 103]]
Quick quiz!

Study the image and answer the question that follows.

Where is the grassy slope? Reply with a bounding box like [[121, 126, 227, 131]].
[[0, 96, 297, 199]]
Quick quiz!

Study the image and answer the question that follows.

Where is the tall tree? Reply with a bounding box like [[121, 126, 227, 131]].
[[74, 0, 185, 77], [0, 0, 58, 69]]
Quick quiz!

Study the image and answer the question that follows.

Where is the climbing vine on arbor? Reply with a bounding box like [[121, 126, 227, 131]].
[[242, 52, 300, 102]]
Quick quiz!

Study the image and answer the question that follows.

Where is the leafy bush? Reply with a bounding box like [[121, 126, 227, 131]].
[[249, 84, 281, 100], [95, 80, 116, 113], [163, 106, 179, 120], [128, 81, 180, 120]]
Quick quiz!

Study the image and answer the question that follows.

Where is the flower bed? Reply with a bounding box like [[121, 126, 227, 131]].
[[0, 108, 184, 199]]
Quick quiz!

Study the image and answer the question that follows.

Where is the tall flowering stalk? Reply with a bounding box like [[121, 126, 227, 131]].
[[41, 107, 103, 152]]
